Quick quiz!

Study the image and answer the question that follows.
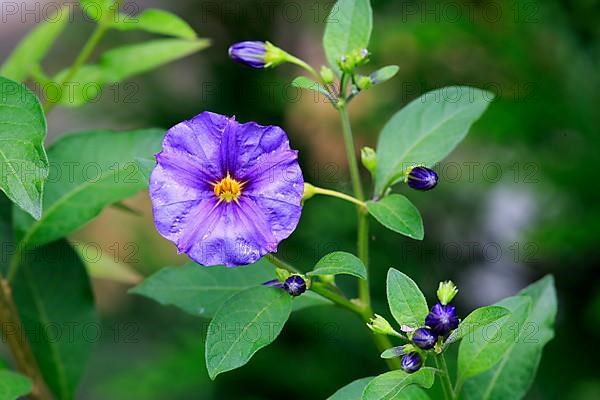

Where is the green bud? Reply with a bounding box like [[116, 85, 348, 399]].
[[437, 280, 459, 305], [367, 314, 398, 336], [353, 48, 370, 66], [361, 147, 377, 174], [356, 75, 373, 91], [320, 66, 334, 84], [264, 41, 292, 68]]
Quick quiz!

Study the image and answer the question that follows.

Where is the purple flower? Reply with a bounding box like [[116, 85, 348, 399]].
[[228, 41, 267, 68], [407, 166, 438, 191], [283, 275, 306, 296], [425, 303, 459, 336], [150, 112, 304, 267], [401, 352, 423, 373], [412, 327, 437, 350]]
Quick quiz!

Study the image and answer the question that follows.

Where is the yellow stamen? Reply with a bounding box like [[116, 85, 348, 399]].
[[213, 173, 243, 203]]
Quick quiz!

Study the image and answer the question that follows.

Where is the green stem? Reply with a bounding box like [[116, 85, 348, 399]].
[[435, 354, 454, 400], [43, 19, 111, 113], [264, 254, 300, 274], [287, 56, 337, 100], [307, 184, 366, 209]]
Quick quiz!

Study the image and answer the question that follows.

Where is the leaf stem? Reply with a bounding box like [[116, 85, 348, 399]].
[[435, 353, 454, 400], [264, 253, 300, 274], [0, 275, 53, 400], [287, 56, 337, 100]]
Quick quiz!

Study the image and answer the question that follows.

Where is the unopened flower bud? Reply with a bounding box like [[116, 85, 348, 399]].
[[360, 147, 377, 174], [437, 280, 458, 305], [228, 41, 290, 69], [283, 275, 306, 296], [407, 166, 438, 191], [320, 66, 334, 84], [401, 352, 423, 373], [367, 314, 398, 336], [412, 327, 437, 350], [425, 303, 459, 336], [356, 75, 373, 90]]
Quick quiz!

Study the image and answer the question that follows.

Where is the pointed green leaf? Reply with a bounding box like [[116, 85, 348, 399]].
[[205, 286, 292, 379], [328, 377, 373, 400], [308, 251, 367, 279], [361, 368, 435, 400], [367, 195, 424, 240], [292, 76, 331, 99], [131, 260, 276, 318], [457, 296, 531, 381], [53, 38, 210, 107], [323, 0, 372, 73], [12, 240, 97, 400], [386, 268, 428, 328], [0, 370, 32, 400], [13, 129, 164, 250], [0, 6, 70, 82], [292, 291, 333, 311], [461, 276, 557, 400], [444, 306, 511, 347], [110, 9, 197, 39], [375, 86, 494, 195], [0, 77, 48, 219]]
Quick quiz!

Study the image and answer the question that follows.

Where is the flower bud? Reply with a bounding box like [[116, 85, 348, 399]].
[[283, 275, 306, 296], [367, 314, 398, 336], [407, 166, 438, 191], [401, 352, 423, 373], [437, 280, 458, 305], [425, 303, 459, 336], [320, 66, 334, 84], [228, 41, 289, 69], [360, 147, 377, 174], [411, 327, 437, 350], [354, 48, 370, 66], [356, 75, 373, 91]]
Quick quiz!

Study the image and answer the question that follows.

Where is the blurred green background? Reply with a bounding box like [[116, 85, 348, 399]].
[[2, 0, 600, 398]]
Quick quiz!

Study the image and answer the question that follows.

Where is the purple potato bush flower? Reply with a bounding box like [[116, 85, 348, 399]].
[[150, 112, 304, 267], [412, 327, 437, 350]]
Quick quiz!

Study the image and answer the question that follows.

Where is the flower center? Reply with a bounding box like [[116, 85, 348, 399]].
[[213, 173, 243, 203]]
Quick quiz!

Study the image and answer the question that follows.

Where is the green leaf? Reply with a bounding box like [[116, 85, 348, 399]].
[[130, 260, 276, 318], [361, 368, 435, 400], [444, 306, 511, 347], [457, 296, 531, 382], [461, 276, 557, 400], [53, 38, 210, 107], [375, 86, 494, 195], [323, 0, 373, 73], [370, 66, 400, 86], [386, 268, 428, 328], [0, 370, 32, 400], [367, 195, 424, 240], [0, 76, 48, 219], [327, 377, 373, 400], [12, 240, 97, 400], [110, 9, 197, 39], [205, 286, 292, 379], [0, 6, 70, 82], [291, 76, 331, 99], [308, 251, 367, 279], [13, 129, 164, 250]]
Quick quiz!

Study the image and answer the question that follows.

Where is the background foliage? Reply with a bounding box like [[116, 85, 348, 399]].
[[1, 0, 599, 398]]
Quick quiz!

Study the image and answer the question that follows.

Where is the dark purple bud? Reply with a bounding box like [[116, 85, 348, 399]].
[[407, 166, 438, 191], [228, 41, 267, 68], [262, 279, 284, 289], [425, 303, 459, 336], [401, 352, 423, 373], [412, 327, 437, 350], [283, 275, 306, 296]]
